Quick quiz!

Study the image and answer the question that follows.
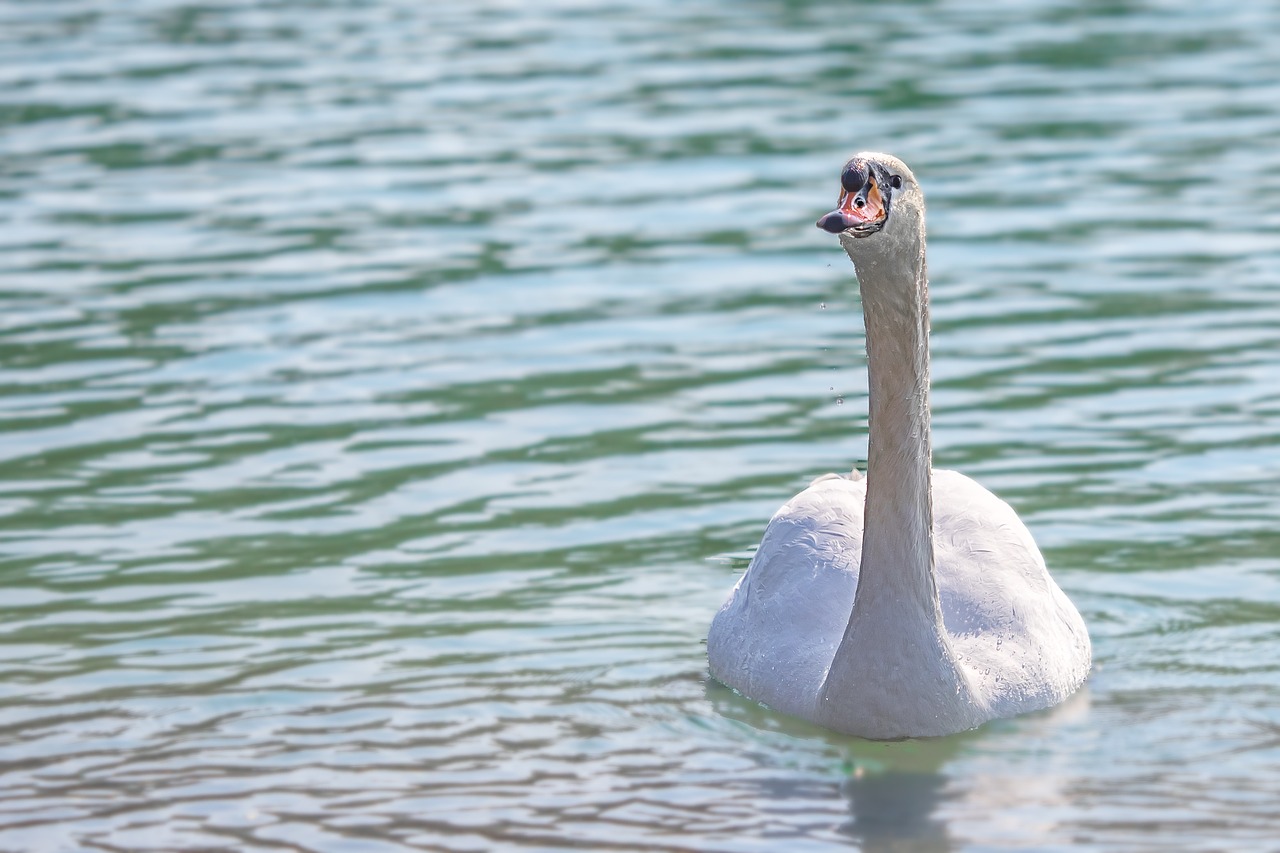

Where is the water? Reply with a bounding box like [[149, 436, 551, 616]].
[[2, 0, 1279, 849]]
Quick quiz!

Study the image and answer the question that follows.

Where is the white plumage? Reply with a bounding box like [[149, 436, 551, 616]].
[[707, 153, 1090, 739]]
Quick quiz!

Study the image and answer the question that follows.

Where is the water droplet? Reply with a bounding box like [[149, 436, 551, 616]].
[[835, 397, 844, 405], [820, 302, 826, 309]]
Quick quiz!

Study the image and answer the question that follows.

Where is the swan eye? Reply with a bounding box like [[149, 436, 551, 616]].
[[890, 175, 903, 190]]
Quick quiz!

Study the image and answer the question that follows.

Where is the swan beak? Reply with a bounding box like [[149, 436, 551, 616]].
[[816, 175, 888, 235]]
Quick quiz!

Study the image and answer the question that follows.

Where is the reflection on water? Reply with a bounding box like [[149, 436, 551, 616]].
[[844, 772, 949, 851], [712, 679, 965, 850], [712, 679, 1093, 850], [2, 0, 1280, 849]]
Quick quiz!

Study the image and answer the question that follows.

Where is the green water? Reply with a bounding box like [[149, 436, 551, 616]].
[[3, 1, 1280, 849]]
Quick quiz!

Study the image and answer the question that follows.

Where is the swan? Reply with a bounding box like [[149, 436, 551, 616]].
[[707, 152, 1090, 739]]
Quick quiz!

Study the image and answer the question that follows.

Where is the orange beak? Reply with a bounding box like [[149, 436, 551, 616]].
[[839, 179, 885, 223], [817, 173, 888, 234]]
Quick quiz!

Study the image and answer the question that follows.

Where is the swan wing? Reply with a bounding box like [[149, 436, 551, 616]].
[[707, 476, 865, 719], [931, 469, 1092, 712]]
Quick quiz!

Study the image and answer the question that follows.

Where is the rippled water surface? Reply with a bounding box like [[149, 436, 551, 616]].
[[3, 0, 1280, 849]]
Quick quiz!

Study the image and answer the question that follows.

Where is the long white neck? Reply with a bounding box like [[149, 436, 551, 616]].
[[845, 231, 940, 623], [815, 227, 982, 738]]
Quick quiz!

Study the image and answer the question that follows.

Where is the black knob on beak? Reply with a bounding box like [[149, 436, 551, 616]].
[[841, 159, 870, 194]]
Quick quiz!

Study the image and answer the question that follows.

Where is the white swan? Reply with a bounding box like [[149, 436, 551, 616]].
[[707, 152, 1090, 739]]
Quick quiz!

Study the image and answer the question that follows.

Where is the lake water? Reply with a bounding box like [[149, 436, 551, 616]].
[[3, 0, 1280, 850]]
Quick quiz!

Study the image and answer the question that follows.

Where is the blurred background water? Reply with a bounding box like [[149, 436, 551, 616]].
[[2, 0, 1280, 850]]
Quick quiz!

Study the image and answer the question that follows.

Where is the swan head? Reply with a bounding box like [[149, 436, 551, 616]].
[[815, 152, 923, 255]]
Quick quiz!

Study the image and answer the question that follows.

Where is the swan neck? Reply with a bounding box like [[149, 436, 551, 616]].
[[855, 238, 937, 617], [816, 226, 986, 735]]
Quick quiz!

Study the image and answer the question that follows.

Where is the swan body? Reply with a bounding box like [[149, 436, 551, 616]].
[[707, 153, 1090, 739]]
